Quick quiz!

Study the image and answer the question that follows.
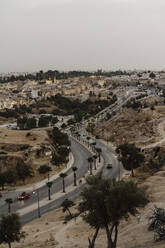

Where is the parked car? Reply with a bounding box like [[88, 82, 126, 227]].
[[106, 164, 113, 169], [18, 192, 30, 200]]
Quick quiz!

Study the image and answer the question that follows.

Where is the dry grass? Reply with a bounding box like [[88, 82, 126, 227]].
[[1, 168, 165, 248]]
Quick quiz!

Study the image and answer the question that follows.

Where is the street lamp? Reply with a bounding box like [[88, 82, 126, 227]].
[[34, 189, 41, 218]]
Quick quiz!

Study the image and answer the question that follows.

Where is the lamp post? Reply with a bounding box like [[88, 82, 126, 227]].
[[37, 189, 41, 218]]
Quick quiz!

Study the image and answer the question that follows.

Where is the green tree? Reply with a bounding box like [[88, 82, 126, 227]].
[[116, 143, 144, 177], [0, 213, 25, 248], [5, 169, 18, 185], [38, 115, 50, 127], [5, 198, 13, 214], [91, 142, 96, 152], [72, 166, 78, 186], [26, 117, 36, 129], [95, 148, 102, 163], [88, 157, 93, 175], [149, 72, 156, 79], [0, 172, 7, 190], [52, 116, 58, 125], [38, 165, 52, 174], [50, 127, 70, 147], [86, 136, 90, 147], [61, 123, 67, 129], [86, 123, 95, 134], [61, 198, 75, 218], [16, 163, 33, 184], [46, 181, 53, 200], [74, 112, 83, 123], [17, 116, 27, 130], [78, 174, 148, 248], [60, 173, 67, 193], [93, 154, 97, 170]]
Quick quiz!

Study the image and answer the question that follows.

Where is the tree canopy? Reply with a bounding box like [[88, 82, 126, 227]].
[[78, 174, 148, 248], [116, 143, 145, 177], [0, 213, 25, 248]]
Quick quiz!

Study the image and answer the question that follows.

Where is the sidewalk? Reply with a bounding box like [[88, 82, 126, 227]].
[[18, 154, 104, 216], [15, 152, 74, 192], [16, 135, 104, 216], [16, 134, 94, 193]]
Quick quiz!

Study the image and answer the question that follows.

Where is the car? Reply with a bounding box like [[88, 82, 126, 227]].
[[18, 192, 30, 200], [106, 164, 112, 169]]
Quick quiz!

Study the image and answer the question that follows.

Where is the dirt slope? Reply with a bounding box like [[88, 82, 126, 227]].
[[1, 167, 165, 248]]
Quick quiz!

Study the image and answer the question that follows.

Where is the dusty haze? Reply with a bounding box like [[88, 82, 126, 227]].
[[1, 0, 165, 73]]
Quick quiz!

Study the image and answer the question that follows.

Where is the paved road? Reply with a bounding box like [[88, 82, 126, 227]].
[[21, 138, 121, 225], [0, 87, 131, 223], [0, 136, 120, 225], [78, 130, 122, 179], [0, 138, 92, 215]]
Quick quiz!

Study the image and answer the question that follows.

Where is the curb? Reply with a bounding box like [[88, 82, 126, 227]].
[[15, 152, 75, 192], [17, 152, 104, 217]]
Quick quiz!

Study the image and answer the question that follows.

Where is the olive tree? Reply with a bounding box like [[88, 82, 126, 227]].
[[78, 174, 148, 248], [116, 143, 144, 177], [0, 213, 25, 248]]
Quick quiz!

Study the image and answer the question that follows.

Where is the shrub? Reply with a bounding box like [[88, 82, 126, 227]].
[[38, 165, 52, 174], [26, 132, 31, 137], [20, 145, 29, 151]]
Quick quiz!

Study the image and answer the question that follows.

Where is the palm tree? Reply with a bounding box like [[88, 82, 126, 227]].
[[93, 154, 97, 170], [46, 181, 53, 200], [87, 157, 93, 175], [86, 136, 90, 147], [91, 142, 96, 152], [61, 198, 75, 218], [95, 148, 102, 163], [72, 166, 78, 186], [60, 173, 67, 193], [5, 198, 13, 213]]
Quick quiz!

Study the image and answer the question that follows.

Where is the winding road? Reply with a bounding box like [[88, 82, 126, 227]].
[[0, 136, 120, 225], [1, 87, 138, 224]]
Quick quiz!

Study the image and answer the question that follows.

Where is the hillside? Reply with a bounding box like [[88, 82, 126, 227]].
[[1, 166, 165, 248], [0, 127, 66, 187], [94, 99, 165, 148], [2, 96, 165, 248]]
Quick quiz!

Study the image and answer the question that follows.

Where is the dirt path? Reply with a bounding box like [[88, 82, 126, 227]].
[[55, 217, 81, 248]]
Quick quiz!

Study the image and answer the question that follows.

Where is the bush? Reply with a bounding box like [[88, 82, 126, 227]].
[[38, 165, 52, 174], [38, 116, 50, 127], [20, 145, 29, 151], [39, 109, 47, 114], [26, 132, 31, 137]]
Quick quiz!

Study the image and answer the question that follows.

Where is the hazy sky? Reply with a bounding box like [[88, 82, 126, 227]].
[[1, 0, 165, 73]]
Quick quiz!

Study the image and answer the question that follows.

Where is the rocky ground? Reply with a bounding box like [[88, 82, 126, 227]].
[[94, 99, 165, 148]]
